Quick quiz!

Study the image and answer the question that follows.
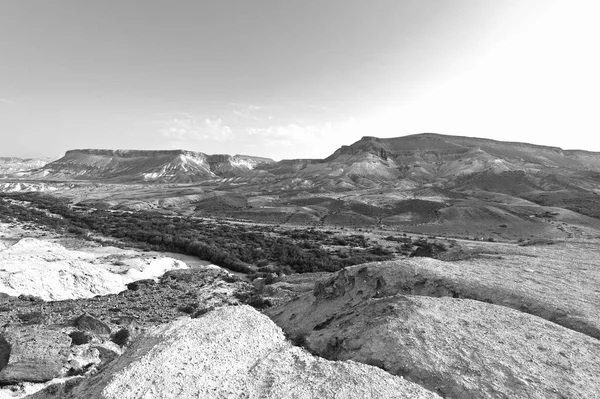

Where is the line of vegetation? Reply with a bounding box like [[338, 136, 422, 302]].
[[0, 193, 394, 275]]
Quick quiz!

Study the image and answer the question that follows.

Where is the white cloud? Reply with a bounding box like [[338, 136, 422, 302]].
[[248, 123, 330, 146], [158, 114, 233, 142], [0, 98, 16, 105], [233, 109, 262, 121], [231, 103, 265, 122], [245, 118, 365, 159]]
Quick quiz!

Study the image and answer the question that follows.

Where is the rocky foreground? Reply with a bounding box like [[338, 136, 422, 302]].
[[0, 227, 599, 398], [267, 261, 600, 398], [28, 306, 438, 399]]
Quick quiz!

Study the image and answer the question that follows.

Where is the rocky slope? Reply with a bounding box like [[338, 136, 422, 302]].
[[29, 306, 440, 399], [267, 261, 600, 398]]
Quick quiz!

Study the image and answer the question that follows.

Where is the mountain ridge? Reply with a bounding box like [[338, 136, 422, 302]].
[[6, 134, 600, 216]]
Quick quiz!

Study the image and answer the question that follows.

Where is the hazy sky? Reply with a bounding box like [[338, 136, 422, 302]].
[[1, 1, 599, 159]]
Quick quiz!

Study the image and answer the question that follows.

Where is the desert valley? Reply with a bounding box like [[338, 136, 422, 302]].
[[0, 133, 599, 398]]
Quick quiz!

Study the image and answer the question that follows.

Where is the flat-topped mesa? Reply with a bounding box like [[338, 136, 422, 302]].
[[39, 149, 274, 183]]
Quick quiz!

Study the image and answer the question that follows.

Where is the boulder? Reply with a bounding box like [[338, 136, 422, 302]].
[[125, 279, 156, 291], [76, 314, 111, 337], [0, 327, 71, 383], [68, 330, 92, 345]]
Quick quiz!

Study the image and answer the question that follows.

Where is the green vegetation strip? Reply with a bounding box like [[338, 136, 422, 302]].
[[0, 193, 394, 275]]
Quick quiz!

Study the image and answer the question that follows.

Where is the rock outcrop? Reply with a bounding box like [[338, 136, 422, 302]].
[[29, 306, 440, 399], [0, 238, 188, 301], [267, 262, 600, 399]]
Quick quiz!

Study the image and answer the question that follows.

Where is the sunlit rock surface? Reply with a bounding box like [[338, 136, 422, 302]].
[[30, 306, 441, 399], [268, 262, 600, 399], [0, 238, 188, 300]]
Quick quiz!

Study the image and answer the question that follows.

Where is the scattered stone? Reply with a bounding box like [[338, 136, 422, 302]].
[[75, 314, 111, 337], [68, 331, 92, 346], [110, 328, 129, 347], [125, 279, 156, 291], [176, 303, 198, 314]]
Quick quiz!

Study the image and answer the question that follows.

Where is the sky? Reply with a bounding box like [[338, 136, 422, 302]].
[[1, 0, 599, 160]]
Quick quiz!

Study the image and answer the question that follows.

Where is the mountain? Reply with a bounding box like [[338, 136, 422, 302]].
[[295, 133, 600, 188], [226, 133, 600, 196], [5, 134, 600, 238], [27, 149, 275, 183], [20, 134, 600, 188]]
